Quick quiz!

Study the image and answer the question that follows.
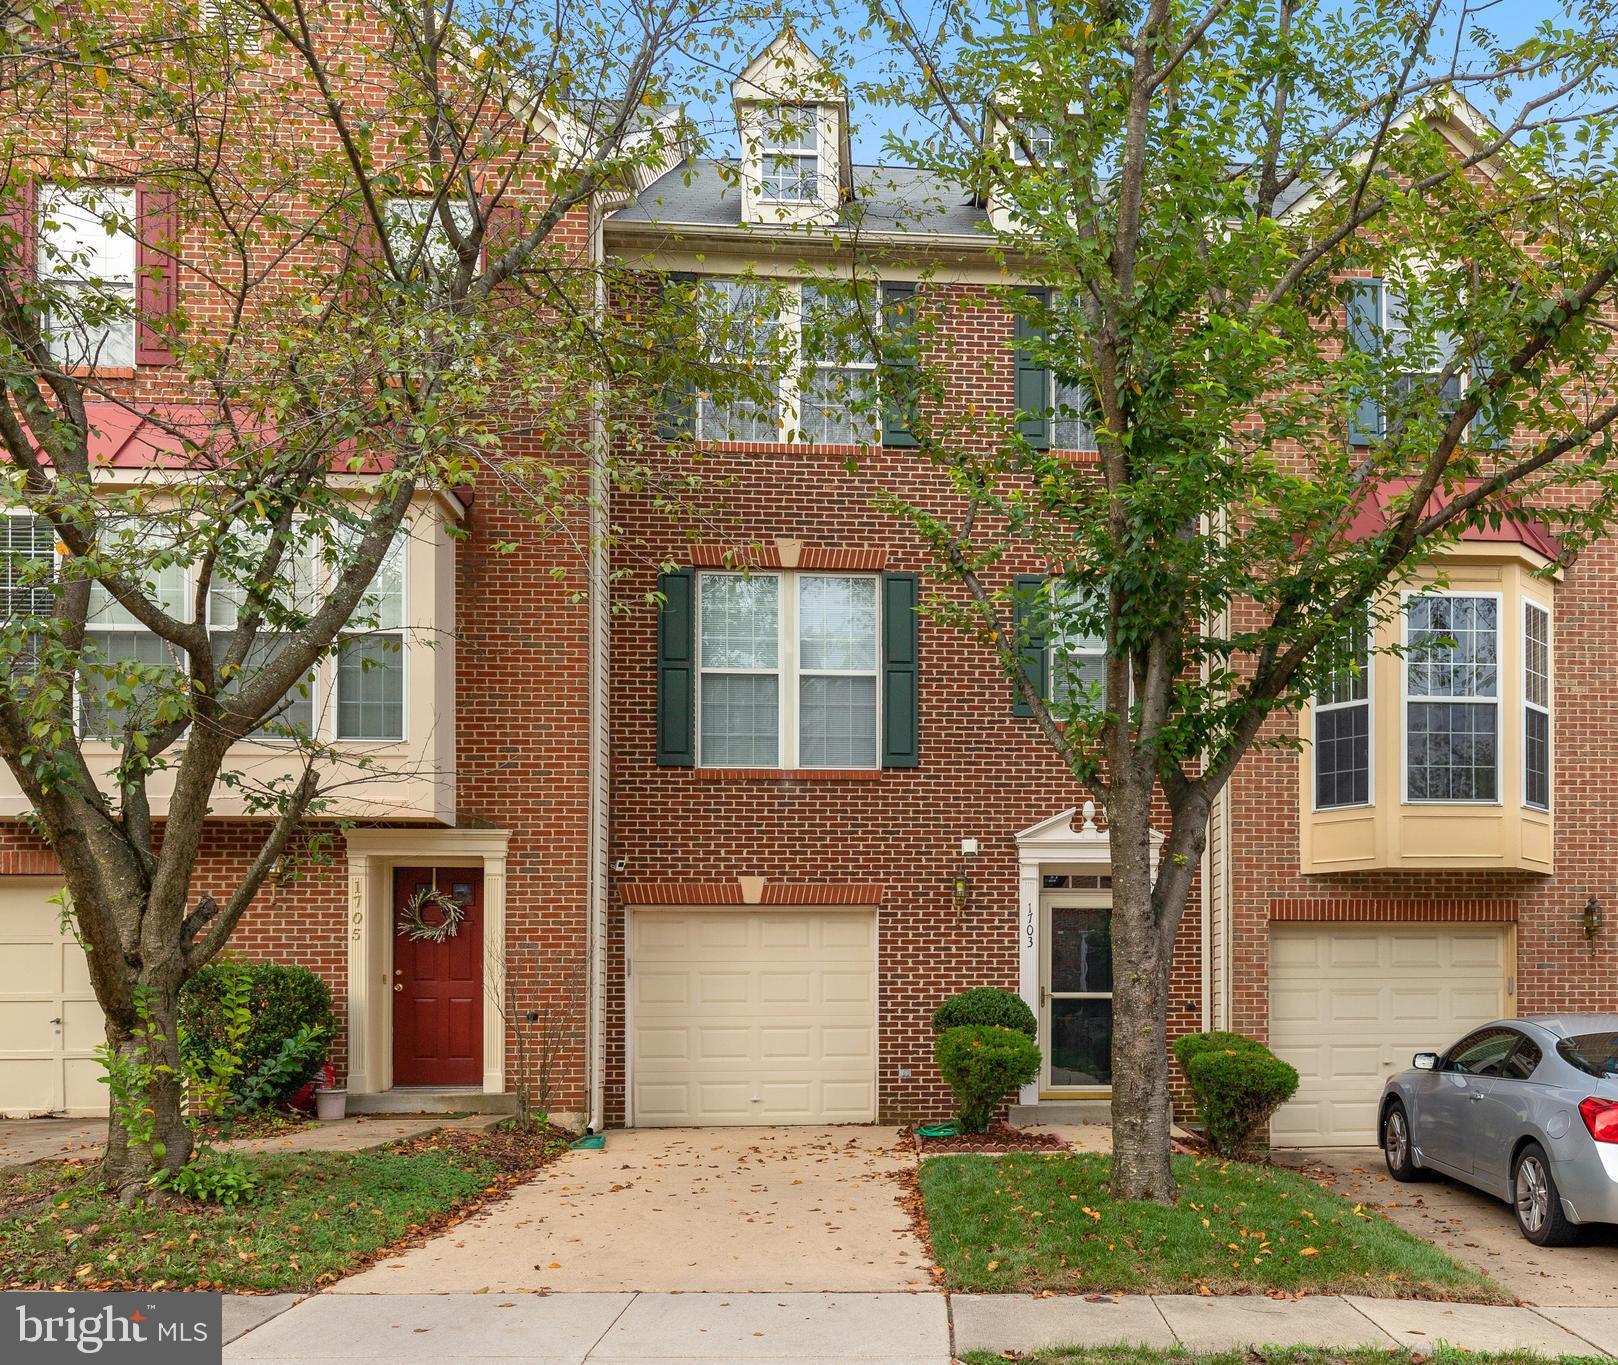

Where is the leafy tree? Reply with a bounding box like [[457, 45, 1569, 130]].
[[0, 0, 747, 1198], [840, 0, 1618, 1200]]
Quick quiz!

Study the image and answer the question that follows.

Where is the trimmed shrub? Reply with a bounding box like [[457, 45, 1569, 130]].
[[931, 987, 1037, 1039], [179, 959, 334, 1110], [1174, 1031, 1299, 1157], [1172, 1030, 1267, 1070], [935, 1024, 1042, 1133]]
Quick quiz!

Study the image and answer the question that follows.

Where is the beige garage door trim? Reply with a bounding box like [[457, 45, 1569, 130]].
[[1268, 921, 1511, 1149], [628, 907, 879, 1127], [0, 879, 109, 1118]]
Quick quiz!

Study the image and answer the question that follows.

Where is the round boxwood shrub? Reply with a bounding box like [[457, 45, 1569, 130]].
[[179, 959, 335, 1109], [1173, 1031, 1299, 1157], [931, 987, 1037, 1039], [934, 1024, 1042, 1133]]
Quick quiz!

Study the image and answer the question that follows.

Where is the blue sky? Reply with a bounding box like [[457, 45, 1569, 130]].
[[688, 1, 1590, 163]]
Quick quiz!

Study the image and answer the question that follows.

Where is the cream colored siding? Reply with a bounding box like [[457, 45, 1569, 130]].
[[0, 880, 108, 1117], [1268, 922, 1509, 1148], [630, 909, 877, 1126]]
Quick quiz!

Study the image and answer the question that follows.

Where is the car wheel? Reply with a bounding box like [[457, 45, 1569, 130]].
[[1382, 1101, 1424, 1182], [1513, 1142, 1578, 1247]]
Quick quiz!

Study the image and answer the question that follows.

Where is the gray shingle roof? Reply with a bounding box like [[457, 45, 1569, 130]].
[[610, 159, 989, 238]]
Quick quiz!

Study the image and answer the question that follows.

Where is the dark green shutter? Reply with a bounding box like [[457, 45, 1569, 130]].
[[1469, 353, 1505, 448], [658, 272, 698, 439], [1015, 288, 1050, 449], [656, 568, 695, 766], [1011, 573, 1049, 716], [1346, 278, 1384, 445], [881, 281, 919, 447], [880, 572, 919, 768]]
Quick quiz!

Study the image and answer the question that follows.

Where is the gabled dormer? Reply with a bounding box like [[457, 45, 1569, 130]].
[[733, 29, 850, 227], [980, 92, 1059, 234]]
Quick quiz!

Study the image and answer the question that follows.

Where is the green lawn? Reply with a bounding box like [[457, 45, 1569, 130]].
[[961, 1349, 1605, 1365], [0, 1126, 569, 1292], [920, 1152, 1505, 1300]]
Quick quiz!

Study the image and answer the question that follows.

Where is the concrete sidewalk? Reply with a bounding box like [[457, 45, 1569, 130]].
[[223, 1291, 1618, 1362], [224, 1291, 950, 1364]]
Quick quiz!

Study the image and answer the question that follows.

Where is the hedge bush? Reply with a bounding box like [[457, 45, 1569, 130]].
[[179, 960, 334, 1109], [934, 1024, 1041, 1133], [1173, 1030, 1299, 1157], [931, 987, 1037, 1039]]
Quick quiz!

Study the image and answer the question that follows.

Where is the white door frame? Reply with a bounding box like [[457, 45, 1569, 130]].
[[1015, 802, 1161, 1106], [342, 828, 510, 1096]]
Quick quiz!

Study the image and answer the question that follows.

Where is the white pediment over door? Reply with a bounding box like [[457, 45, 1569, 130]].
[[1015, 800, 1164, 870]]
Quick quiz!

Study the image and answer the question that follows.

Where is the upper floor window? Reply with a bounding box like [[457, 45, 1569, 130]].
[[758, 106, 819, 203], [1405, 594, 1498, 803], [1009, 122, 1055, 166], [336, 531, 406, 741], [800, 282, 878, 445], [2, 513, 57, 677], [79, 518, 188, 738], [203, 0, 259, 50], [1017, 291, 1099, 454], [39, 186, 136, 369], [1048, 581, 1105, 707], [696, 278, 783, 443], [697, 570, 878, 769], [384, 197, 476, 289], [1314, 626, 1371, 810], [1524, 600, 1550, 810]]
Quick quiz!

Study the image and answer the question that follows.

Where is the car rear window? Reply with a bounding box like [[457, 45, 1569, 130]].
[[1556, 1032, 1618, 1078]]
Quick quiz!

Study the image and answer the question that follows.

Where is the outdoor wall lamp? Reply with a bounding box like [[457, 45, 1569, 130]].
[[1583, 895, 1604, 942], [952, 837, 979, 915]]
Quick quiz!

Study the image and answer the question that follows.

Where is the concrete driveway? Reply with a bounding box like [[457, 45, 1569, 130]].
[[1285, 1148, 1618, 1306], [335, 1125, 934, 1295]]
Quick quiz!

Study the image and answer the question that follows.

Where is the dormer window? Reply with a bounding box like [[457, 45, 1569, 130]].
[[1009, 123, 1055, 165], [759, 106, 819, 203]]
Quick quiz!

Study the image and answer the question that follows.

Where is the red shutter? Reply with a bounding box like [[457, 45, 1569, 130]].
[[3, 177, 35, 288], [135, 183, 178, 366]]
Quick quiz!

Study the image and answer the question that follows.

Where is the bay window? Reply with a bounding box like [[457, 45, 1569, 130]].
[[1404, 594, 1499, 802], [207, 527, 319, 737], [39, 186, 137, 369], [1524, 601, 1550, 810], [697, 570, 879, 769], [1313, 627, 1371, 809]]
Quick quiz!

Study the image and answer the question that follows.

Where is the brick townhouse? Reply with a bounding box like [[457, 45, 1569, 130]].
[[2, 22, 1614, 1147]]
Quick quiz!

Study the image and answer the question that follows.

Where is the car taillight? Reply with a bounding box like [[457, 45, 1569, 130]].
[[1578, 1097, 1618, 1143]]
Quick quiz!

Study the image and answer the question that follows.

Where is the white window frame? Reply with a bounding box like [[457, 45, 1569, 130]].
[[1311, 632, 1374, 813], [204, 523, 323, 745], [1047, 581, 1106, 708], [383, 195, 477, 286], [202, 0, 260, 50], [1523, 596, 1551, 812], [757, 105, 820, 204], [333, 530, 409, 743], [38, 184, 138, 371], [1401, 589, 1502, 806], [694, 569, 882, 770], [798, 281, 880, 447]]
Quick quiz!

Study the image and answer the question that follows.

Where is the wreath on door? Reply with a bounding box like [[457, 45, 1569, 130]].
[[397, 882, 466, 943]]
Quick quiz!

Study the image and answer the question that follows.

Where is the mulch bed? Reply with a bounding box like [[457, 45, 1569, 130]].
[[198, 1112, 319, 1142], [384, 1120, 572, 1173], [906, 1123, 1069, 1154]]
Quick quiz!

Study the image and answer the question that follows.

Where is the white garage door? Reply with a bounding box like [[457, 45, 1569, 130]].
[[630, 909, 877, 1126], [0, 879, 108, 1117], [1268, 922, 1509, 1148]]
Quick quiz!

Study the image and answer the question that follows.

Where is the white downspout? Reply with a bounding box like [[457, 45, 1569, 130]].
[[585, 190, 614, 1135]]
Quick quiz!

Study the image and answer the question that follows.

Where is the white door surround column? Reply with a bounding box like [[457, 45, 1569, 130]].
[[342, 828, 511, 1096]]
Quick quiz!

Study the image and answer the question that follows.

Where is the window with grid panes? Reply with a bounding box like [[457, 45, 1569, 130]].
[[1524, 601, 1550, 810], [1405, 594, 1498, 802], [39, 186, 137, 369], [335, 532, 406, 741], [1314, 624, 1371, 808]]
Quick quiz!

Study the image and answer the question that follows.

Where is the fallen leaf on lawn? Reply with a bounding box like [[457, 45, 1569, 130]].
[[1299, 1247, 1319, 1256]]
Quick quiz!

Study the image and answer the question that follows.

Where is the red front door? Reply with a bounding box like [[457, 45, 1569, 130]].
[[392, 867, 483, 1086]]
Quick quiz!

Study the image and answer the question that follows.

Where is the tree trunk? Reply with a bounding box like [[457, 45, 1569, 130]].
[[99, 982, 193, 1201], [1107, 791, 1177, 1203]]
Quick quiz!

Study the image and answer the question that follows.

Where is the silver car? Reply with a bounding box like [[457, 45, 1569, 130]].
[[1379, 1014, 1618, 1246]]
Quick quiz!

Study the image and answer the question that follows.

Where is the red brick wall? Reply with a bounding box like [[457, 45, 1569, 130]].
[[607, 280, 1205, 1124]]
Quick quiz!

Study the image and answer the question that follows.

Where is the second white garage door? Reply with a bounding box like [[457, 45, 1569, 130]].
[[630, 909, 877, 1126], [0, 879, 108, 1118], [1268, 922, 1510, 1148]]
